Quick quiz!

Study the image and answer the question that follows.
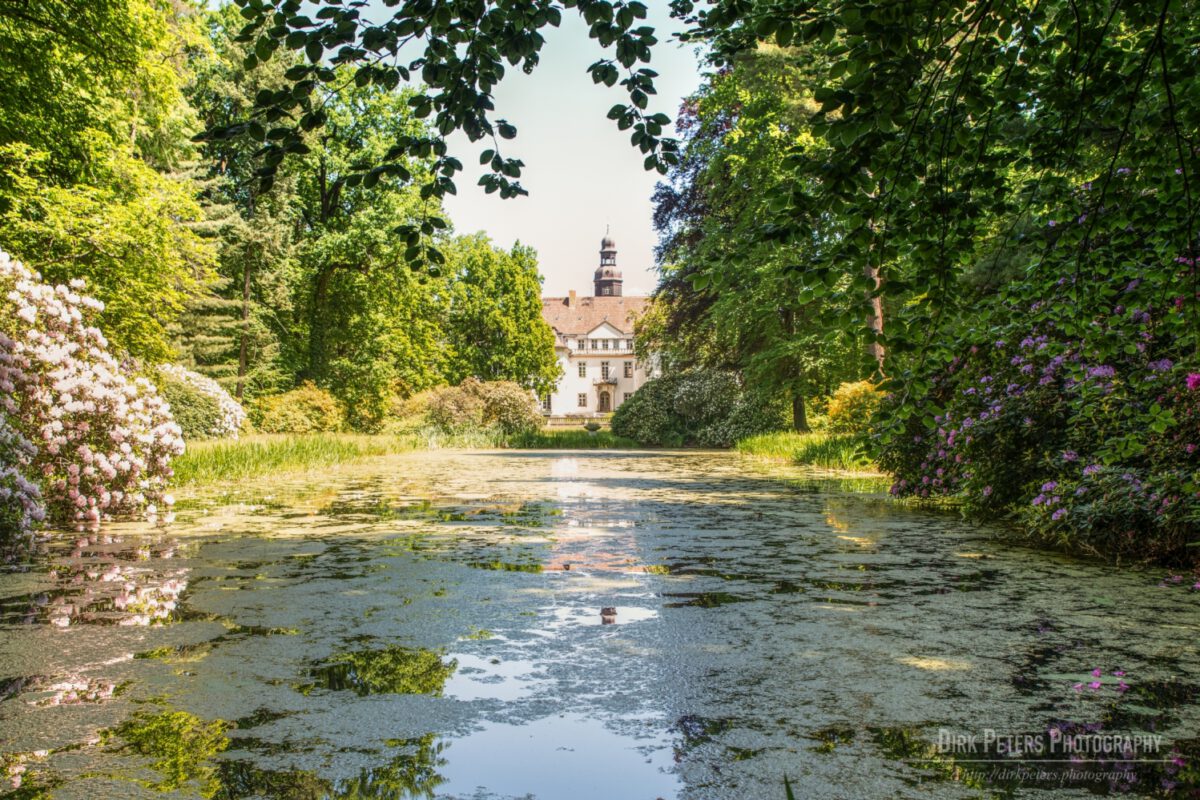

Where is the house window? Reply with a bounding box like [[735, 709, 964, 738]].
[[577, 393, 588, 408], [602, 339, 610, 350], [541, 395, 551, 412], [578, 362, 587, 377], [601, 361, 610, 380], [623, 392, 631, 403], [623, 361, 633, 378]]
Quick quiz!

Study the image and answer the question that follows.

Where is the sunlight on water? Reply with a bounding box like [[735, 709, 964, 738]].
[[1, 449, 1198, 798]]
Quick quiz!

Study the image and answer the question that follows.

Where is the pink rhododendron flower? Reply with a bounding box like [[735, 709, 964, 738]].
[[0, 250, 185, 546]]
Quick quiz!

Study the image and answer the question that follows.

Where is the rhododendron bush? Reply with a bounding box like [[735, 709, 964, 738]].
[[0, 251, 184, 546], [155, 363, 245, 440], [877, 181, 1200, 561]]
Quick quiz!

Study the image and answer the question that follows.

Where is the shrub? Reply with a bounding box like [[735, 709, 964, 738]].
[[826, 381, 883, 435], [612, 369, 787, 447], [0, 251, 184, 542], [879, 302, 1200, 561], [422, 379, 542, 436], [611, 373, 687, 446], [425, 381, 486, 433], [477, 381, 542, 435], [251, 383, 343, 434], [154, 364, 245, 440]]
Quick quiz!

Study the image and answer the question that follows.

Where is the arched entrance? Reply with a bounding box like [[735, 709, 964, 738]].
[[598, 390, 611, 412]]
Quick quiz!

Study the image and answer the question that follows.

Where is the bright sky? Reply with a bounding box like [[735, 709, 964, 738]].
[[441, 10, 706, 297]]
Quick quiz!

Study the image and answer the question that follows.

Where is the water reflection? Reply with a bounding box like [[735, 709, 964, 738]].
[[300, 646, 457, 697], [1, 449, 1198, 798]]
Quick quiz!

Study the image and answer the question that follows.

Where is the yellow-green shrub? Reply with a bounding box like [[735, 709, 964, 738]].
[[250, 382, 343, 434], [826, 381, 883, 434]]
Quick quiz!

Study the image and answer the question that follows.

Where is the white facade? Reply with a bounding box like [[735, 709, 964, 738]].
[[539, 234, 659, 418], [542, 322, 659, 417]]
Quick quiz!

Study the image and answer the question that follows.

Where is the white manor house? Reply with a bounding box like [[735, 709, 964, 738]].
[[539, 234, 660, 418]]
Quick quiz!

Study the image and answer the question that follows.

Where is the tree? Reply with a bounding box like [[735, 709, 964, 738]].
[[0, 0, 214, 363], [200, 0, 681, 266], [646, 46, 858, 430], [444, 234, 561, 396], [187, 4, 303, 399]]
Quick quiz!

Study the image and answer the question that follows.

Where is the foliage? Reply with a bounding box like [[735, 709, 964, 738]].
[[443, 234, 560, 396], [878, 303, 1200, 560], [826, 381, 882, 435], [0, 412, 42, 546], [0, 1, 212, 363], [112, 708, 230, 797], [0, 145, 214, 363], [0, 252, 184, 540], [250, 382, 342, 434], [736, 431, 876, 472], [155, 364, 247, 441], [422, 379, 543, 436], [612, 369, 787, 447], [646, 46, 861, 430], [206, 0, 679, 237]]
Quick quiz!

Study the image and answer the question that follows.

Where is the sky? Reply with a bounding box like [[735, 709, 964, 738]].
[[440, 9, 707, 297]]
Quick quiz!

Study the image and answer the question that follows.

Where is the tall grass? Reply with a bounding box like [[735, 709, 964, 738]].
[[172, 434, 413, 486], [736, 431, 880, 473], [504, 429, 639, 449], [174, 427, 636, 488]]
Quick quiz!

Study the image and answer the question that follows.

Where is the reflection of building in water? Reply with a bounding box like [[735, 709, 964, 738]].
[[539, 233, 660, 419]]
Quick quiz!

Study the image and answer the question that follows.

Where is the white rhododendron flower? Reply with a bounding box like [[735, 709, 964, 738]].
[[0, 250, 185, 547]]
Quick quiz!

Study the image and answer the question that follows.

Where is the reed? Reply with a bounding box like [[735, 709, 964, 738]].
[[735, 431, 879, 472]]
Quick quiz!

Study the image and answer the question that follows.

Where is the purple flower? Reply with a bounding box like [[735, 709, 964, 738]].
[[1048, 220, 1057, 227], [1041, 481, 1058, 492], [1052, 508, 1066, 521], [1148, 358, 1173, 372], [1062, 450, 1078, 462], [1124, 279, 1141, 292], [1083, 464, 1102, 476], [1187, 373, 1200, 391], [982, 485, 993, 497], [1117, 167, 1132, 175]]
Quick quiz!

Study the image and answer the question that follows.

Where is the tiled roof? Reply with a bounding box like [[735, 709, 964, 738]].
[[540, 295, 648, 336]]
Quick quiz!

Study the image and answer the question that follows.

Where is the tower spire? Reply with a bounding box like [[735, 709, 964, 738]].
[[595, 230, 622, 296]]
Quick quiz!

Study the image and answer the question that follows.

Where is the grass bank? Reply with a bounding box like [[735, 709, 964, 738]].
[[174, 428, 639, 487], [504, 429, 639, 448], [172, 434, 414, 486], [736, 431, 881, 473]]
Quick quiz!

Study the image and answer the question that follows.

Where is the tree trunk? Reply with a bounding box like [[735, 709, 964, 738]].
[[236, 194, 255, 401], [864, 262, 885, 374], [792, 393, 809, 432], [236, 254, 251, 400], [306, 264, 335, 380]]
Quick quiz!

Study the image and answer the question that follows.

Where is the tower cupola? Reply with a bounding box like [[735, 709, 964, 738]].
[[594, 231, 622, 296]]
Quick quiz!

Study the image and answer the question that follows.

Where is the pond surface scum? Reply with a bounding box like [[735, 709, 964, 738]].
[[1, 450, 1199, 798]]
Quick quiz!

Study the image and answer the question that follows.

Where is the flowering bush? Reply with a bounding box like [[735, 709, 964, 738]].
[[155, 364, 246, 440], [612, 369, 787, 447], [250, 382, 343, 433], [417, 379, 542, 435], [0, 413, 42, 543], [879, 290, 1200, 561], [0, 250, 184, 545], [826, 381, 883, 435]]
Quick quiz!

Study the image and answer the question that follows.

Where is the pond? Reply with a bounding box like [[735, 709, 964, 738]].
[[1, 450, 1198, 798]]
